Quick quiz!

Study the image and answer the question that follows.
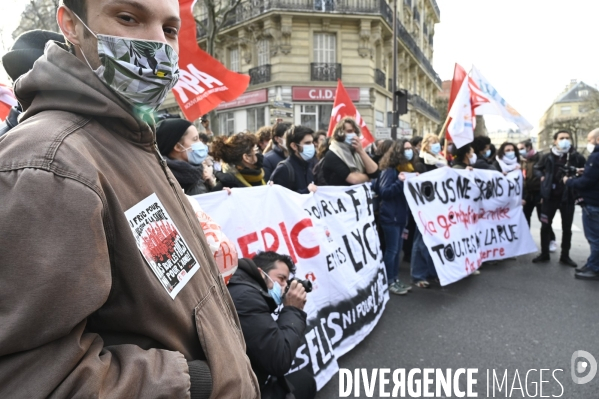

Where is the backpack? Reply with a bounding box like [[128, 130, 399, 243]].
[[275, 159, 296, 190], [312, 158, 327, 186]]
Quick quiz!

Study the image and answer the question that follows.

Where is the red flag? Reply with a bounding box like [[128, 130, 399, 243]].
[[0, 83, 17, 122], [172, 0, 250, 120], [327, 80, 374, 147]]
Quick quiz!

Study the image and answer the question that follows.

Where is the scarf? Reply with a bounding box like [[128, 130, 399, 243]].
[[496, 155, 520, 173], [222, 163, 265, 187], [525, 149, 537, 160], [329, 140, 366, 173], [397, 162, 415, 173], [421, 151, 448, 167], [166, 158, 204, 187], [551, 146, 568, 157]]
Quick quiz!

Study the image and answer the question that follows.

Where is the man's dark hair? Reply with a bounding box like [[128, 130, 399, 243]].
[[285, 125, 314, 152], [472, 136, 491, 154], [452, 143, 472, 164], [272, 122, 292, 139], [62, 0, 88, 23], [253, 251, 296, 275], [519, 139, 533, 150], [410, 136, 423, 147], [199, 133, 211, 144], [553, 130, 571, 140]]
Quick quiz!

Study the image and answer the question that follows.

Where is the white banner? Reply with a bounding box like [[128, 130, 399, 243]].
[[193, 184, 389, 389], [403, 168, 537, 286]]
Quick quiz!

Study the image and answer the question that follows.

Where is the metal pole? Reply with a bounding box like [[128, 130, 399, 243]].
[[391, 0, 398, 140]]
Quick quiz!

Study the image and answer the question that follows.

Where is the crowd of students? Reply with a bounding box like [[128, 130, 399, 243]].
[[157, 116, 593, 297]]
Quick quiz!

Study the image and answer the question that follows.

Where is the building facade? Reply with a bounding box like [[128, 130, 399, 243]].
[[537, 80, 598, 152], [161, 0, 442, 137]]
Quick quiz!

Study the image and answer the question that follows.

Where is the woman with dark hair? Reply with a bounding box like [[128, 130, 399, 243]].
[[312, 137, 331, 186], [451, 143, 477, 170], [400, 139, 425, 263], [471, 136, 494, 169], [256, 126, 272, 154], [373, 140, 413, 295], [494, 142, 521, 174], [320, 117, 379, 186], [211, 133, 266, 188], [156, 118, 220, 195], [263, 122, 291, 180]]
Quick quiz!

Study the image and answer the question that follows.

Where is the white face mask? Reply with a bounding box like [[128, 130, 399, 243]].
[[73, 13, 180, 117], [588, 143, 597, 154]]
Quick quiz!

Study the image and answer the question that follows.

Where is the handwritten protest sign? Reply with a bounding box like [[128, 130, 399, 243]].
[[193, 184, 389, 390], [404, 168, 537, 286]]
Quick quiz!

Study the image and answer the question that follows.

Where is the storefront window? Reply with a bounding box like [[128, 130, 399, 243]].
[[247, 107, 266, 132], [219, 112, 235, 135], [299, 104, 332, 131]]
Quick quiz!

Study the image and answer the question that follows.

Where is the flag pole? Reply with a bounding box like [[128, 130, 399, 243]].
[[437, 114, 451, 139]]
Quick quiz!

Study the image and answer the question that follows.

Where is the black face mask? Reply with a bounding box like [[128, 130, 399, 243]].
[[255, 153, 264, 169]]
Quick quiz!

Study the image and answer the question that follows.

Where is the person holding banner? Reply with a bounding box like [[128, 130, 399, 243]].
[[418, 134, 447, 171], [471, 136, 495, 170], [227, 252, 316, 399], [270, 125, 318, 194], [451, 143, 476, 170], [373, 140, 415, 295], [212, 132, 267, 188], [493, 142, 522, 175], [533, 131, 586, 266], [321, 117, 379, 186]]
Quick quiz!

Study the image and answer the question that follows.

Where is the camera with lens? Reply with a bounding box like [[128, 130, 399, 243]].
[[560, 165, 578, 177], [286, 278, 313, 293]]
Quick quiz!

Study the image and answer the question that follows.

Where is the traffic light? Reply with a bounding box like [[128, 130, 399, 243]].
[[395, 89, 408, 115]]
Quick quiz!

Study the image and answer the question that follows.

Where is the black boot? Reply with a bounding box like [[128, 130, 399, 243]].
[[559, 256, 577, 267], [532, 254, 550, 263]]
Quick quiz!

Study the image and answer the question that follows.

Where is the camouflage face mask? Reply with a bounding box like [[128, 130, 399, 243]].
[[74, 13, 180, 115]]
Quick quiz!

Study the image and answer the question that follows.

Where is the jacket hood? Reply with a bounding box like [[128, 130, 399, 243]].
[[235, 258, 268, 291], [14, 42, 153, 145]]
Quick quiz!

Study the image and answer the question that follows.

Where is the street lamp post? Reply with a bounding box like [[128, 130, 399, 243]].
[[391, 0, 399, 140]]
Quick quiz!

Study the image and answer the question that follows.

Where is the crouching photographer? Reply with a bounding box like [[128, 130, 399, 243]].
[[565, 128, 599, 280], [227, 252, 317, 399]]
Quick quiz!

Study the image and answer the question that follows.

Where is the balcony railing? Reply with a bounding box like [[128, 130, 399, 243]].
[[375, 69, 386, 88], [409, 94, 440, 123], [249, 64, 271, 85], [194, 0, 441, 87], [311, 63, 341, 81]]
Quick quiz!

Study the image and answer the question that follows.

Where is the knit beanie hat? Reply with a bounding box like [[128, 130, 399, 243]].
[[156, 118, 193, 156], [2, 30, 65, 82]]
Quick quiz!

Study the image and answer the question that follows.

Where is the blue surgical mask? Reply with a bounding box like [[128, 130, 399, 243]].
[[504, 151, 516, 160], [558, 139, 571, 151], [404, 149, 414, 161], [431, 143, 441, 155], [263, 271, 283, 306], [300, 143, 315, 161], [519, 149, 527, 157], [186, 142, 209, 165], [345, 133, 357, 145], [484, 149, 491, 158]]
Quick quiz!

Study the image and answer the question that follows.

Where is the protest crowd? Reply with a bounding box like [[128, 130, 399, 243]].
[[0, 0, 598, 398]]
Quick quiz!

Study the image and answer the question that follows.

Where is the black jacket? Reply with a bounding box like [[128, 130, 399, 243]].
[[0, 105, 21, 138], [534, 148, 586, 202], [372, 168, 408, 226], [271, 154, 314, 194], [166, 158, 209, 195], [263, 145, 286, 181], [521, 151, 542, 196], [472, 157, 494, 170], [227, 259, 307, 389], [566, 145, 599, 207]]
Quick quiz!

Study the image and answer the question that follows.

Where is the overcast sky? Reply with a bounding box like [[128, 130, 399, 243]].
[[1, 0, 598, 132]]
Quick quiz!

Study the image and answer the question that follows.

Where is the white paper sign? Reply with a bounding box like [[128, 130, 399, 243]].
[[125, 193, 201, 299], [404, 168, 537, 286]]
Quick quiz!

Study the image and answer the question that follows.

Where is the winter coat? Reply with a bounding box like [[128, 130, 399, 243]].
[[521, 151, 542, 196], [534, 148, 586, 202], [372, 168, 409, 226], [0, 42, 259, 399], [270, 154, 314, 194], [166, 157, 209, 195], [566, 145, 599, 207], [227, 259, 307, 389], [263, 144, 286, 181]]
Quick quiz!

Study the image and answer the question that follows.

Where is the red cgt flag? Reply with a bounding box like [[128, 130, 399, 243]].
[[0, 83, 17, 122], [327, 80, 374, 147], [172, 0, 250, 120]]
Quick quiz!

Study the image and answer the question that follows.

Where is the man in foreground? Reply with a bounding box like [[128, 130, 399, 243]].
[[0, 0, 259, 398]]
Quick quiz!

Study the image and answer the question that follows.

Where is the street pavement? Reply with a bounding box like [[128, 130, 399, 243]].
[[316, 207, 599, 398]]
